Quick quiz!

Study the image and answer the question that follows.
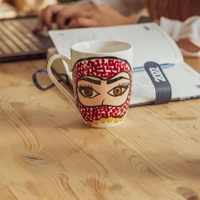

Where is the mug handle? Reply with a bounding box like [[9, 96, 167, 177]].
[[47, 54, 77, 109]]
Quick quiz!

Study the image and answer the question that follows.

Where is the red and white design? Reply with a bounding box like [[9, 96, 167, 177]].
[[73, 57, 132, 123]]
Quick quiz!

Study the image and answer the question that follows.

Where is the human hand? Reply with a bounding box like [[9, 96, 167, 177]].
[[32, 2, 94, 32], [176, 39, 200, 53], [66, 5, 136, 29]]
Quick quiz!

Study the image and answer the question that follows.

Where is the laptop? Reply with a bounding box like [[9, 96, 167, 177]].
[[0, 15, 54, 62]]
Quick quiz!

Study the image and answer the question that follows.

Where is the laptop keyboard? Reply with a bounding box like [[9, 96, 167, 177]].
[[0, 17, 54, 62], [0, 20, 41, 54]]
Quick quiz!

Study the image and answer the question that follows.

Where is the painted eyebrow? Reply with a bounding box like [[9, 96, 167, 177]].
[[79, 77, 101, 85], [107, 76, 130, 84]]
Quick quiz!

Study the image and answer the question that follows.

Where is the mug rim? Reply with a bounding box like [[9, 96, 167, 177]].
[[71, 40, 133, 54]]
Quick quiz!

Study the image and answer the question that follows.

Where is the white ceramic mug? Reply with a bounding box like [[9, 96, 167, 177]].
[[47, 40, 133, 128]]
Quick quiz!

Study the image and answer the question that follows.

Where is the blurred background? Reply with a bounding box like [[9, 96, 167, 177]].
[[0, 0, 79, 19]]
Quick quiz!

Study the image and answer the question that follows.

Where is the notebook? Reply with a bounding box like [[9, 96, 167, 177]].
[[47, 23, 200, 107], [0, 16, 54, 62]]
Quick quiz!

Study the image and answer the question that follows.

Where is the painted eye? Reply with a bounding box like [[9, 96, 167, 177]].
[[78, 85, 99, 98], [108, 83, 130, 97]]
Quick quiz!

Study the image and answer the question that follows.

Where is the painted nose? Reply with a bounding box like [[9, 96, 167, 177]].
[[101, 99, 105, 105]]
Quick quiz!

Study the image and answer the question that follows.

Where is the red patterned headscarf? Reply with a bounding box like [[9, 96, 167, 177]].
[[73, 57, 132, 123]]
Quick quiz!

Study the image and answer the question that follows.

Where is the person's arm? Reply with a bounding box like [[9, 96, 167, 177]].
[[32, 0, 144, 32], [160, 16, 200, 56], [66, 4, 136, 29], [32, 1, 95, 32], [89, 0, 144, 16]]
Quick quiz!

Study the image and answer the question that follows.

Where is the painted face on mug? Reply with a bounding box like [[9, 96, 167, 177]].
[[77, 71, 130, 106], [73, 57, 132, 126]]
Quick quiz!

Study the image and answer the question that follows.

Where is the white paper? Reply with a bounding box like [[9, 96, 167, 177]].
[[48, 23, 200, 106]]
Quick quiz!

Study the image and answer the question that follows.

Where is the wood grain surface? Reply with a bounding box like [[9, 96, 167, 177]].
[[0, 58, 200, 200]]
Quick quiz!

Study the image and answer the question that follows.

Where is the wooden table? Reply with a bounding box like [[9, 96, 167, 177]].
[[0, 57, 200, 200]]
